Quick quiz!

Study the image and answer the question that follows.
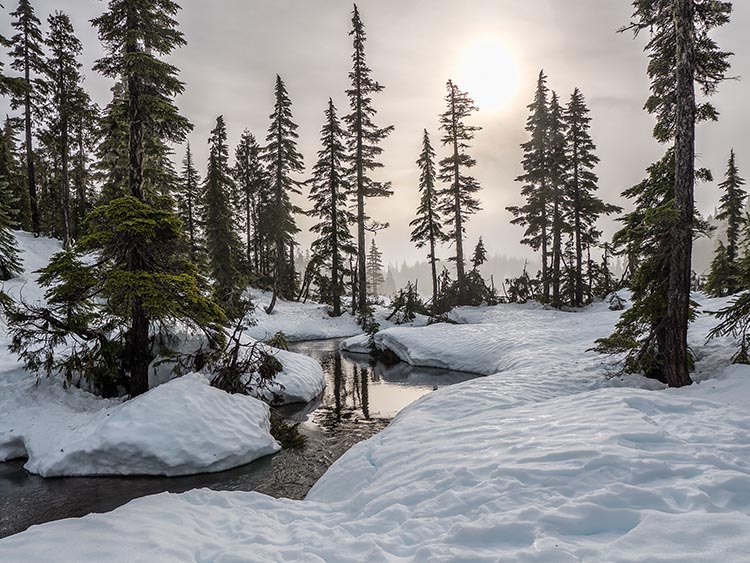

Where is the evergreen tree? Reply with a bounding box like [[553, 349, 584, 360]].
[[0, 120, 29, 230], [547, 91, 568, 307], [613, 0, 732, 387], [308, 99, 355, 316], [366, 238, 385, 296], [69, 98, 99, 240], [508, 71, 551, 302], [564, 87, 621, 306], [437, 80, 481, 299], [176, 142, 202, 262], [471, 237, 487, 271], [9, 0, 46, 235], [260, 75, 304, 314], [203, 116, 242, 314], [94, 82, 129, 203], [233, 130, 268, 277], [707, 149, 746, 296], [91, 0, 194, 396], [43, 11, 88, 248], [345, 4, 394, 317], [0, 177, 22, 280], [410, 129, 447, 309]]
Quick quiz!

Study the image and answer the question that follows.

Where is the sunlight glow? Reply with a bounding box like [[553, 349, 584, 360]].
[[456, 38, 521, 113]]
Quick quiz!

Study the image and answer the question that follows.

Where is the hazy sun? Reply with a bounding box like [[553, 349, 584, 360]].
[[456, 38, 520, 113]]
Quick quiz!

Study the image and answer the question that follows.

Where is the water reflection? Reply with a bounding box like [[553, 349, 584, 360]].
[[286, 339, 482, 423]]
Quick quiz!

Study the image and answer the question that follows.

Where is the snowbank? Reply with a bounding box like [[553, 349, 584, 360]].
[[265, 347, 326, 404], [3, 294, 750, 560], [1, 374, 280, 477]]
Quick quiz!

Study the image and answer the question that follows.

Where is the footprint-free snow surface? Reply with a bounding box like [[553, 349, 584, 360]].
[[2, 273, 750, 560]]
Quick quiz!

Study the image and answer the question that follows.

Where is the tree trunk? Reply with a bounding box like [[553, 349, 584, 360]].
[[664, 0, 695, 388], [552, 196, 561, 307], [450, 87, 466, 296], [23, 27, 39, 236], [572, 132, 584, 307]]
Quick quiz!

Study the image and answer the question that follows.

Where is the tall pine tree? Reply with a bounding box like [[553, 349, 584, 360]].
[[176, 141, 202, 263], [345, 4, 394, 318], [233, 130, 268, 277], [410, 129, 447, 309], [366, 238, 385, 296], [438, 80, 481, 300], [309, 99, 355, 316], [261, 75, 304, 314]]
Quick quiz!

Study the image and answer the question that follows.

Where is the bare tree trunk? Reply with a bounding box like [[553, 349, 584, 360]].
[[552, 196, 561, 307], [665, 0, 695, 388]]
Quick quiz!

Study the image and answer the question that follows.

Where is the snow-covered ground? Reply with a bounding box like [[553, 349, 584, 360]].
[[0, 233, 322, 477], [2, 279, 749, 560]]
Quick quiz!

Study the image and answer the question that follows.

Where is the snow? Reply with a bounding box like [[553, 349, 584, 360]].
[[3, 290, 750, 560], [1, 374, 279, 477], [258, 345, 326, 405]]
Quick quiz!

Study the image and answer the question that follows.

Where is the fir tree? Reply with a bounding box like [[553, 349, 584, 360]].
[[471, 237, 487, 271], [508, 71, 551, 302], [260, 75, 304, 314], [410, 129, 447, 309], [308, 99, 355, 316], [707, 149, 746, 296], [547, 91, 568, 307], [366, 238, 385, 296], [564, 87, 621, 306], [93, 82, 129, 203], [614, 0, 732, 387], [43, 11, 88, 248], [9, 0, 46, 235], [69, 97, 99, 240], [437, 80, 481, 300], [233, 130, 268, 277], [0, 120, 29, 230], [176, 142, 202, 262], [91, 0, 194, 396], [0, 177, 22, 280], [203, 116, 242, 314], [345, 4, 394, 317]]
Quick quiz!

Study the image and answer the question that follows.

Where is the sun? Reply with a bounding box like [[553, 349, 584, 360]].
[[456, 38, 520, 114]]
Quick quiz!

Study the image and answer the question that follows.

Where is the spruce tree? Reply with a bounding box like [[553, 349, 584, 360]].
[[0, 120, 29, 231], [70, 98, 99, 240], [564, 87, 621, 306], [707, 149, 746, 296], [91, 0, 194, 396], [345, 4, 394, 317], [176, 142, 202, 262], [0, 177, 22, 280], [410, 129, 447, 309], [308, 99, 355, 316], [437, 80, 481, 300], [9, 0, 45, 235], [261, 76, 304, 314], [508, 71, 551, 302], [203, 116, 242, 314], [43, 11, 88, 248], [614, 0, 732, 387], [471, 237, 487, 271], [233, 130, 268, 276], [547, 91, 568, 307], [366, 238, 385, 296], [94, 82, 129, 203]]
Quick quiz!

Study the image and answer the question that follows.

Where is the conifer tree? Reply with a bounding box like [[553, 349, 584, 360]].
[[707, 149, 746, 296], [366, 238, 385, 296], [176, 142, 202, 262], [508, 71, 551, 302], [94, 83, 129, 203], [261, 76, 304, 314], [309, 99, 355, 316], [613, 0, 732, 387], [564, 87, 621, 306], [547, 91, 568, 307], [0, 120, 29, 230], [203, 116, 242, 314], [0, 177, 22, 280], [438, 80, 481, 300], [471, 237, 487, 271], [91, 0, 195, 396], [70, 98, 99, 240], [43, 11, 87, 248], [345, 4, 394, 317], [233, 130, 268, 276], [410, 129, 447, 308], [9, 0, 46, 235]]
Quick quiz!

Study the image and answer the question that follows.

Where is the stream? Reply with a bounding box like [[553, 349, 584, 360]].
[[0, 338, 482, 539]]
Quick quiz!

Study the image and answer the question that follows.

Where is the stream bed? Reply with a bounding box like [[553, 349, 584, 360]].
[[0, 338, 482, 539]]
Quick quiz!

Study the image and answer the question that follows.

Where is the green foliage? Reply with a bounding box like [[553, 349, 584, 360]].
[[388, 281, 428, 325], [434, 266, 498, 314], [503, 265, 541, 304], [4, 196, 225, 396], [0, 178, 22, 280], [265, 331, 290, 352], [366, 238, 385, 296]]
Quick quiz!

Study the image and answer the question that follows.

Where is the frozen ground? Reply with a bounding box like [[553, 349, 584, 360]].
[[2, 275, 749, 560], [0, 233, 320, 477]]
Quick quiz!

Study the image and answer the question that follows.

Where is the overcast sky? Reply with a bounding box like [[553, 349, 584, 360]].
[[1, 0, 748, 267]]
